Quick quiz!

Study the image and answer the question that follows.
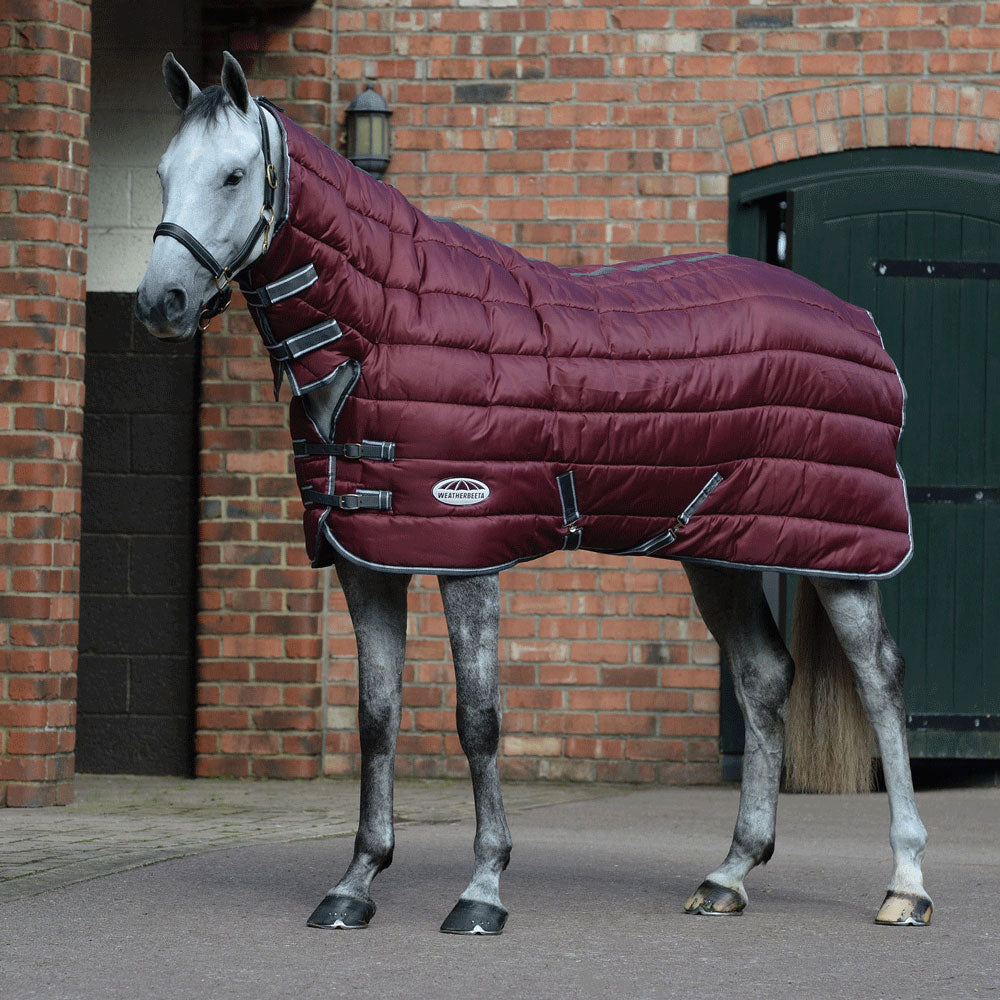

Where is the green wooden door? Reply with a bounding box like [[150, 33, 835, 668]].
[[729, 149, 1000, 759]]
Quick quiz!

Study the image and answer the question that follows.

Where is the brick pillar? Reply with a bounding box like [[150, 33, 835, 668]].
[[0, 0, 90, 806], [195, 1, 335, 778]]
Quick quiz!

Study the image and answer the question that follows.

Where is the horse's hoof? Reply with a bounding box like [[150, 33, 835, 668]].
[[875, 891, 932, 926], [440, 898, 508, 935], [307, 893, 376, 929], [683, 879, 746, 916]]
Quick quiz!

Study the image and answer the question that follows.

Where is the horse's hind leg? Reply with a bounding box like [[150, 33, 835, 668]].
[[682, 564, 794, 915], [810, 577, 932, 925], [307, 557, 410, 930], [437, 572, 511, 935]]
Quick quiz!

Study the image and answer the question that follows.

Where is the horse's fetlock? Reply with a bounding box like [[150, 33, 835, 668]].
[[475, 830, 512, 869], [358, 834, 394, 873]]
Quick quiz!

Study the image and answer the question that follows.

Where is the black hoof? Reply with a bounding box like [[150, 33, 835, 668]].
[[307, 893, 376, 929], [683, 879, 746, 916], [440, 898, 508, 935]]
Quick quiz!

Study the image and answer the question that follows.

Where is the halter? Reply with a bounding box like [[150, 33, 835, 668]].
[[153, 98, 278, 330]]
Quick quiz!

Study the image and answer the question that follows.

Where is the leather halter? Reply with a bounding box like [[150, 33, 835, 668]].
[[153, 98, 278, 330]]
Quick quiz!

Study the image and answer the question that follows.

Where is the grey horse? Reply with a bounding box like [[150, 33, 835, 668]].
[[135, 52, 932, 934]]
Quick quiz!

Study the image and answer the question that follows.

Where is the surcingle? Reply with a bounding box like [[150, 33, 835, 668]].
[[241, 104, 912, 579]]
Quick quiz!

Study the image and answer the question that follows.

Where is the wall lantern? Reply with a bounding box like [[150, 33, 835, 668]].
[[345, 85, 392, 179]]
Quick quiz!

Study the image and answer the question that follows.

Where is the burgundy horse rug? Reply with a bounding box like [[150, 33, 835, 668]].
[[241, 104, 912, 580]]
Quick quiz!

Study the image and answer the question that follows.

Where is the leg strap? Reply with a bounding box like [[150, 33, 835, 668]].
[[556, 470, 582, 550]]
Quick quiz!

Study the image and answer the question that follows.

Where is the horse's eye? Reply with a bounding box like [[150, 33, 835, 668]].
[[224, 170, 244, 187]]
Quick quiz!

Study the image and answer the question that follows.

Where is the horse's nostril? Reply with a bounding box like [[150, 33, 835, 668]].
[[163, 287, 188, 321]]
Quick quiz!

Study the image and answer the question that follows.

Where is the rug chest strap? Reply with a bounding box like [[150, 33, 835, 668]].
[[302, 487, 392, 512], [265, 318, 342, 363], [243, 263, 318, 308], [294, 439, 395, 461]]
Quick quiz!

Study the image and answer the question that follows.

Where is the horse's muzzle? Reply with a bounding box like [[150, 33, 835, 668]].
[[134, 285, 198, 342]]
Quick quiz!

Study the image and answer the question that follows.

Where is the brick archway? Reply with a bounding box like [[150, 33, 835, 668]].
[[720, 81, 1000, 175]]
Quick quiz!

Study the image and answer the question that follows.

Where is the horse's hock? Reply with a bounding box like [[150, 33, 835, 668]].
[[3, 1, 1000, 805]]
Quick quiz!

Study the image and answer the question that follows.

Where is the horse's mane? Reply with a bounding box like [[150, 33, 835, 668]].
[[184, 85, 236, 122]]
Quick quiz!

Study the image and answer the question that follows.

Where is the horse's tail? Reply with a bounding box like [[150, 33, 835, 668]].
[[784, 577, 876, 794]]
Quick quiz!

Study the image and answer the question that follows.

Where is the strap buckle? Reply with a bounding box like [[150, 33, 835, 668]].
[[266, 163, 278, 191], [260, 205, 275, 252]]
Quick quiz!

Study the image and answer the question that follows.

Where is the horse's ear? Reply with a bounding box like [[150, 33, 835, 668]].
[[221, 51, 251, 115], [163, 52, 200, 112]]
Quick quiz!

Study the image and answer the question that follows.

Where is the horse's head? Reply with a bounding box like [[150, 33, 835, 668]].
[[135, 52, 278, 342]]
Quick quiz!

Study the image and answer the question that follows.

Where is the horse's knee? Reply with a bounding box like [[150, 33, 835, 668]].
[[456, 702, 501, 757], [358, 697, 401, 754]]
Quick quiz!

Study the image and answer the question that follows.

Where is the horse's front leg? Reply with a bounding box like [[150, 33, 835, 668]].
[[437, 572, 512, 935], [307, 557, 410, 930], [682, 564, 794, 915]]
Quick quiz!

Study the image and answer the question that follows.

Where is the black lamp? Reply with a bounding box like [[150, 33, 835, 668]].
[[345, 85, 392, 178]]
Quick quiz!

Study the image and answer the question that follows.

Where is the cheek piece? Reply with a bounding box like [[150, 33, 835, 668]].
[[153, 99, 278, 330]]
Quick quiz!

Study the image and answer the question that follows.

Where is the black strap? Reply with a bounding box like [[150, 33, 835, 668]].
[[294, 439, 395, 461], [265, 318, 342, 362], [153, 221, 226, 278], [676, 472, 724, 525], [302, 487, 392, 512], [243, 263, 318, 308], [556, 470, 582, 549], [617, 529, 676, 557], [556, 471, 579, 525]]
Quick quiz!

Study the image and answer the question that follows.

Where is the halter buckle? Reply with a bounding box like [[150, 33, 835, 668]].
[[266, 163, 278, 190], [215, 267, 232, 293]]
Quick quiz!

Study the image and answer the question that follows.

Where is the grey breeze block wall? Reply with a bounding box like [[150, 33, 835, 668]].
[[77, 294, 199, 774]]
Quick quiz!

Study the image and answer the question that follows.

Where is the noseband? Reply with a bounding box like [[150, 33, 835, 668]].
[[153, 99, 278, 330]]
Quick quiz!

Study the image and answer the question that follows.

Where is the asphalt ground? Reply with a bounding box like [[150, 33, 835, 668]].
[[1, 776, 997, 999]]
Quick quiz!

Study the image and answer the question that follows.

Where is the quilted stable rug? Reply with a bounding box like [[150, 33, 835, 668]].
[[241, 104, 912, 580]]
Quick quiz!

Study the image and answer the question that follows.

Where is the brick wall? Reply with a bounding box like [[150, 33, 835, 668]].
[[192, 0, 1000, 784], [8, 0, 997, 797], [195, 1, 336, 778], [0, 0, 90, 806]]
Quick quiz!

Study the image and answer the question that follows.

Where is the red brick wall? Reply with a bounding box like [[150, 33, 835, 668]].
[[191, 0, 1000, 785], [195, 1, 336, 779], [0, 0, 90, 806]]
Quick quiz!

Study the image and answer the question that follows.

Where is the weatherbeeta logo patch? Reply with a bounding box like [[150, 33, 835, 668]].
[[432, 477, 490, 506]]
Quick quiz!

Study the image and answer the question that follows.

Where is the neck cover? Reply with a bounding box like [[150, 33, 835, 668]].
[[241, 108, 912, 579]]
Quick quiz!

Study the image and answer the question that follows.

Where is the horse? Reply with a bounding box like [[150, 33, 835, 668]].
[[135, 52, 932, 934]]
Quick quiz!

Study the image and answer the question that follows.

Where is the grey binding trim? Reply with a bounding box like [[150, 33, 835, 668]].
[[569, 253, 725, 278], [293, 438, 395, 461], [303, 487, 392, 511], [556, 470, 582, 550], [244, 262, 318, 308], [266, 318, 342, 362]]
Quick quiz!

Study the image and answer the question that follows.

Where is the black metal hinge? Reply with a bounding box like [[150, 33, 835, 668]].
[[873, 259, 1000, 279], [907, 486, 999, 505], [908, 714, 999, 732]]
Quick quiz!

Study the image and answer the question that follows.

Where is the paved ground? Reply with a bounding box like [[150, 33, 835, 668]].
[[1, 776, 998, 999]]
